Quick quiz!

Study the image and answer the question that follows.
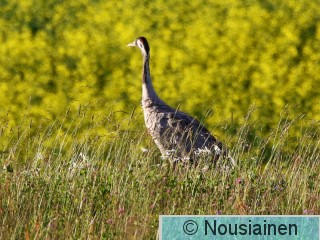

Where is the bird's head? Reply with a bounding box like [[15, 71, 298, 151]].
[[127, 37, 150, 56]]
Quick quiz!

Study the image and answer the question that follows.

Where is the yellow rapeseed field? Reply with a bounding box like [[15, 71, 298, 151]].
[[0, 0, 319, 143]]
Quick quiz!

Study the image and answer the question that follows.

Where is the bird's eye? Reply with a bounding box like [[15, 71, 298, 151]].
[[138, 41, 144, 48]]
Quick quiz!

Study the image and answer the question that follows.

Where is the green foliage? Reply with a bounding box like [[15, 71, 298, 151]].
[[0, 111, 319, 239]]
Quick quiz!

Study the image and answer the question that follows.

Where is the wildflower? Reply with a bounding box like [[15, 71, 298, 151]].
[[79, 152, 88, 161], [118, 207, 125, 215], [140, 147, 149, 153], [166, 189, 171, 194], [107, 219, 113, 224], [201, 165, 209, 172], [35, 152, 44, 160], [303, 209, 314, 215], [272, 180, 286, 192], [236, 178, 242, 184], [216, 210, 222, 215]]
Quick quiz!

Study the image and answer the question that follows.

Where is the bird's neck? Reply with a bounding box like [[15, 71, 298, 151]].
[[142, 54, 160, 102]]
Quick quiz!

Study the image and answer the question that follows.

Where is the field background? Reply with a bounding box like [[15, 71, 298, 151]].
[[0, 0, 319, 239]]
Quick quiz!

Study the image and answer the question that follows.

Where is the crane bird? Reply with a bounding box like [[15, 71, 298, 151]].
[[127, 37, 235, 165]]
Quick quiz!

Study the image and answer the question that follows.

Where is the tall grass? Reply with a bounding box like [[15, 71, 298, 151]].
[[0, 106, 319, 239]]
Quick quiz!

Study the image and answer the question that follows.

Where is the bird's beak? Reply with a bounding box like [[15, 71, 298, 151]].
[[127, 41, 136, 47]]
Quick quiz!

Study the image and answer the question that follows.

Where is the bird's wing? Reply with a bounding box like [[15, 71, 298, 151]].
[[169, 110, 224, 152]]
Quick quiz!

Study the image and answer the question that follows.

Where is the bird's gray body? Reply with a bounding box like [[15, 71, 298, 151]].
[[142, 97, 223, 160], [128, 37, 231, 163]]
